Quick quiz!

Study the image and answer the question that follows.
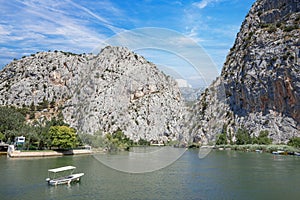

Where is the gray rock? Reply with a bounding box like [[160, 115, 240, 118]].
[[190, 0, 300, 144], [0, 47, 189, 143]]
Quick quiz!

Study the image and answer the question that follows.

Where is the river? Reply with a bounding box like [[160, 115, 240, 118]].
[[0, 149, 299, 200]]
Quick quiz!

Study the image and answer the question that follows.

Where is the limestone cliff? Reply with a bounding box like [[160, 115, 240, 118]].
[[191, 0, 300, 143], [0, 46, 188, 142], [1, 0, 299, 145]]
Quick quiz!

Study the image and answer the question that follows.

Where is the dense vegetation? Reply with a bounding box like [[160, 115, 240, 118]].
[[104, 129, 133, 151], [49, 126, 79, 149], [0, 105, 79, 150], [1, 105, 299, 152], [216, 127, 272, 146], [80, 129, 150, 151], [288, 137, 300, 148], [0, 106, 149, 151], [215, 127, 300, 153]]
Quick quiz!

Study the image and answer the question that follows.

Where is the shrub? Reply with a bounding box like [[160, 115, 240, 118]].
[[49, 126, 79, 149], [235, 128, 251, 145], [253, 130, 272, 145], [260, 23, 269, 28], [29, 112, 35, 119], [37, 98, 49, 111], [276, 22, 281, 28], [216, 133, 227, 145], [0, 132, 5, 141], [104, 129, 133, 151], [288, 137, 300, 148], [267, 25, 277, 33], [283, 25, 298, 32], [216, 125, 228, 145], [138, 138, 150, 146], [258, 11, 263, 16]]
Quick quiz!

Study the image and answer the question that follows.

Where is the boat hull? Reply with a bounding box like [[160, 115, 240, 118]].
[[48, 173, 84, 186]]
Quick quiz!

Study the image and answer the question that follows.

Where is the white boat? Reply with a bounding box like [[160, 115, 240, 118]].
[[272, 150, 285, 155], [294, 152, 300, 156], [46, 166, 84, 186]]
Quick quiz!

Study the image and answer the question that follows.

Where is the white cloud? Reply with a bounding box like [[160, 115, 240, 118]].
[[0, 25, 11, 36], [184, 26, 206, 43], [176, 79, 192, 88], [65, 0, 125, 34], [0, 0, 130, 68], [0, 0, 130, 67], [193, 0, 208, 9], [193, 0, 220, 9]]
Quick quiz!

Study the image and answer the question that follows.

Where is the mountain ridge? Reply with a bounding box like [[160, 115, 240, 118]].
[[0, 46, 189, 143], [1, 0, 299, 145], [191, 0, 300, 144]]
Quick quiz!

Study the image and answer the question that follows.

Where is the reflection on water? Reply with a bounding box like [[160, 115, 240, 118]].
[[94, 146, 187, 173], [0, 150, 300, 200]]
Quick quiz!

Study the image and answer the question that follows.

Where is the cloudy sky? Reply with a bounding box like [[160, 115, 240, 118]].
[[0, 0, 255, 87]]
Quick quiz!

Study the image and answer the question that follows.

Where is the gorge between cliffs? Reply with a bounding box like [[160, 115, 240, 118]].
[[0, 0, 299, 146]]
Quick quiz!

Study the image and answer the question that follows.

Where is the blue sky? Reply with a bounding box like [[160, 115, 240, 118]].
[[0, 0, 256, 87]]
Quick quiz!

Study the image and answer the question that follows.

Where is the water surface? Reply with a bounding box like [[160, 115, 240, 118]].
[[0, 150, 299, 200]]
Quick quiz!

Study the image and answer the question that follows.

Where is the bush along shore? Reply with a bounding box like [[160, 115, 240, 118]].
[[214, 144, 300, 154], [212, 128, 300, 155]]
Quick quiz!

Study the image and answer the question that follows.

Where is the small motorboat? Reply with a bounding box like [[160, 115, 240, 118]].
[[46, 166, 84, 186], [294, 152, 300, 156], [272, 150, 286, 155]]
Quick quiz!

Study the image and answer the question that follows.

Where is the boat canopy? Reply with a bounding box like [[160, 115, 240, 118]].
[[48, 166, 76, 173]]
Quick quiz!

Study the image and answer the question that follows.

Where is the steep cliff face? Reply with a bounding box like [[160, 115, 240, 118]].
[[0, 46, 188, 142], [192, 0, 300, 143]]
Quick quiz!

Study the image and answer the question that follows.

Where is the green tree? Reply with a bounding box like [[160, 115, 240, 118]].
[[228, 129, 234, 145], [0, 106, 25, 141], [138, 138, 150, 146], [216, 133, 227, 145], [30, 102, 35, 111], [49, 126, 79, 149], [0, 132, 5, 141], [216, 124, 228, 145], [253, 130, 272, 145], [79, 130, 105, 148], [104, 129, 133, 151], [288, 137, 300, 148], [0, 106, 25, 132], [37, 97, 49, 111], [50, 100, 56, 108], [46, 116, 67, 127], [235, 128, 251, 145]]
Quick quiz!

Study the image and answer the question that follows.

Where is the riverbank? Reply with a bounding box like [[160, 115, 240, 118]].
[[215, 144, 300, 153], [7, 148, 92, 158]]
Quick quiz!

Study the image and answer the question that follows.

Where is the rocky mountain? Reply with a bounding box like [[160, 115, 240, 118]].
[[1, 0, 299, 145], [191, 0, 300, 144], [0, 46, 189, 143]]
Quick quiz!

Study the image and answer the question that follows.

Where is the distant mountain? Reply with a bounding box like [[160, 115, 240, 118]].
[[190, 0, 300, 144], [175, 79, 203, 102], [0, 46, 189, 143], [179, 87, 204, 102]]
